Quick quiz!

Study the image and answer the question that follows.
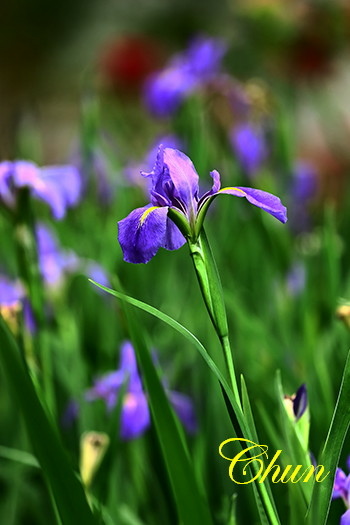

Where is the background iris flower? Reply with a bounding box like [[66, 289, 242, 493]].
[[230, 122, 268, 178], [0, 160, 82, 219], [333, 457, 350, 525], [118, 146, 287, 263], [84, 341, 196, 440], [143, 36, 226, 117]]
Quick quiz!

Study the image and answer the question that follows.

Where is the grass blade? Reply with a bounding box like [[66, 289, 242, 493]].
[[0, 316, 98, 525], [306, 349, 350, 524]]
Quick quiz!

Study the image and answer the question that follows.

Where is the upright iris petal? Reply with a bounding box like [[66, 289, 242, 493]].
[[118, 146, 287, 264]]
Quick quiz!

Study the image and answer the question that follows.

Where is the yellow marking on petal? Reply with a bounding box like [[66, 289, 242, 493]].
[[219, 187, 246, 194], [139, 206, 160, 226]]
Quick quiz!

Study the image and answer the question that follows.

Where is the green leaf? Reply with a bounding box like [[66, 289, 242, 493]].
[[89, 280, 245, 433], [241, 376, 280, 525], [90, 280, 281, 525], [121, 300, 213, 525], [0, 446, 39, 468], [305, 349, 350, 525], [0, 316, 98, 525]]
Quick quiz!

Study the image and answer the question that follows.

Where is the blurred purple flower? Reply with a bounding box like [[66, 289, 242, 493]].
[[0, 275, 24, 307], [333, 457, 350, 524], [291, 161, 318, 201], [0, 160, 82, 219], [286, 262, 306, 296], [84, 341, 197, 440], [289, 161, 318, 233], [143, 36, 226, 117], [118, 146, 287, 264], [36, 223, 79, 286], [230, 122, 268, 178], [0, 275, 35, 332]]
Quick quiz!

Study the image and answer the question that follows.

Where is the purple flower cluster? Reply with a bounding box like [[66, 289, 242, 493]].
[[0, 160, 82, 219], [333, 458, 350, 525], [143, 36, 227, 117], [118, 146, 287, 264], [81, 341, 196, 440]]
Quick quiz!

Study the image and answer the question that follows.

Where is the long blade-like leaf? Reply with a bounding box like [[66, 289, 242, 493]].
[[306, 349, 350, 524], [123, 303, 213, 525], [0, 316, 98, 525]]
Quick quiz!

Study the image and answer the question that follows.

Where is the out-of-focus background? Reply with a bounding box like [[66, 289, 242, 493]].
[[1, 1, 350, 524]]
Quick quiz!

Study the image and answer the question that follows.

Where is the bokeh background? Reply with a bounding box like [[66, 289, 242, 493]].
[[1, 1, 350, 524]]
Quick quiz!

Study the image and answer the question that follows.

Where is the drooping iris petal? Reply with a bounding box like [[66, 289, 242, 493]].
[[341, 509, 350, 525], [164, 218, 186, 250], [168, 390, 197, 434], [11, 160, 41, 187], [0, 160, 82, 219], [216, 186, 287, 223], [118, 205, 169, 264], [120, 391, 150, 440]]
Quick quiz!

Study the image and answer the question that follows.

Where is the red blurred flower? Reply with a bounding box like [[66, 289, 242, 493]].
[[99, 35, 163, 93]]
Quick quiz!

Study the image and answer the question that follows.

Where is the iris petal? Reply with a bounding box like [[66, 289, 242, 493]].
[[341, 509, 350, 525], [217, 186, 287, 223], [162, 147, 199, 210], [118, 205, 169, 263], [120, 391, 150, 440], [168, 390, 197, 434], [164, 218, 186, 250]]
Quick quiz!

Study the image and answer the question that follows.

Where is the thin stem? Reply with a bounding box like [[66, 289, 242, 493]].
[[188, 230, 242, 409]]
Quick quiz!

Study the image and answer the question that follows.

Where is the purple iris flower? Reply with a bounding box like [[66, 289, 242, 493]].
[[230, 122, 268, 178], [333, 457, 350, 525], [0, 160, 82, 219], [118, 146, 287, 264], [36, 224, 79, 286], [0, 275, 35, 332], [85, 341, 197, 440], [143, 36, 226, 117], [124, 134, 183, 192], [0, 275, 24, 307]]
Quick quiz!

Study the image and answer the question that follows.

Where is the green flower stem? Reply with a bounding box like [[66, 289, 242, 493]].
[[14, 188, 55, 414], [188, 229, 242, 410]]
